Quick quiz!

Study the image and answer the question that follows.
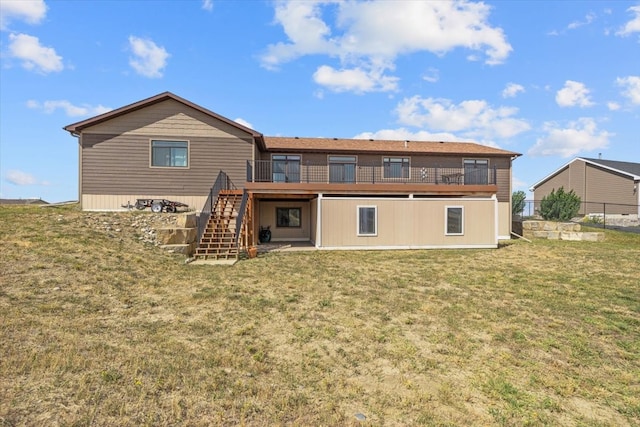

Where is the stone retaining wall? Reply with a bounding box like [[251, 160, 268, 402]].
[[522, 220, 604, 242], [156, 213, 198, 255]]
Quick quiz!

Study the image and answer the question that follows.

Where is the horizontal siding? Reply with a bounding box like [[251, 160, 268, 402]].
[[534, 168, 570, 201], [262, 151, 512, 199], [569, 161, 586, 200], [585, 165, 637, 213], [535, 161, 637, 214], [84, 99, 252, 139], [81, 133, 252, 195]]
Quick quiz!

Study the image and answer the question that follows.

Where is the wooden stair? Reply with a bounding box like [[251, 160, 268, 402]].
[[195, 190, 244, 260]]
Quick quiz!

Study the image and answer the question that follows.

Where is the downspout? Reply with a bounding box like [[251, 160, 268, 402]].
[[71, 131, 83, 209]]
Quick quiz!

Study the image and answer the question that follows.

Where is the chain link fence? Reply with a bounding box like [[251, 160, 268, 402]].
[[516, 200, 640, 232]]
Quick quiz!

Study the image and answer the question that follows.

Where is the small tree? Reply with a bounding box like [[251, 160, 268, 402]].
[[539, 187, 581, 221], [512, 190, 527, 217]]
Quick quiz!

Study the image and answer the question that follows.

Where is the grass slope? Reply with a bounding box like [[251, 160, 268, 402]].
[[1, 205, 638, 426]]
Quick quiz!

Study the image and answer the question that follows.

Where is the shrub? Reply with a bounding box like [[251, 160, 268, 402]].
[[539, 187, 581, 221], [512, 191, 526, 217]]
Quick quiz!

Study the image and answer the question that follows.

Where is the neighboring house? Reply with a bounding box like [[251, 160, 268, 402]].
[[0, 198, 48, 205], [65, 92, 521, 257], [530, 157, 640, 216]]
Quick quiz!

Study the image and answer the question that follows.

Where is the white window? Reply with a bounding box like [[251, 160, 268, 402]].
[[151, 140, 188, 167], [445, 206, 464, 235], [357, 206, 377, 236]]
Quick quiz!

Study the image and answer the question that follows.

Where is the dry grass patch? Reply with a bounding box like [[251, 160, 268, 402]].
[[1, 205, 639, 426]]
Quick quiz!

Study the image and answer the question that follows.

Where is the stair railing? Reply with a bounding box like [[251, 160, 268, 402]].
[[197, 171, 235, 247], [234, 190, 249, 256]]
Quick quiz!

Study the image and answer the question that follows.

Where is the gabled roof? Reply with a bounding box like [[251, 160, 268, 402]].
[[64, 91, 265, 148], [264, 136, 521, 157], [0, 198, 48, 205], [63, 92, 522, 158], [530, 157, 640, 191], [581, 157, 640, 177]]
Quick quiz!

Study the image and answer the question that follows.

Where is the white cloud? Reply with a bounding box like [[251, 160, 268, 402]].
[[313, 64, 399, 93], [567, 12, 595, 30], [8, 33, 63, 74], [527, 118, 612, 158], [261, 1, 511, 93], [395, 96, 530, 142], [128, 36, 170, 78], [202, 0, 213, 12], [5, 170, 41, 186], [502, 82, 525, 98], [556, 80, 594, 107], [607, 101, 620, 111], [616, 5, 640, 38], [233, 118, 253, 129], [616, 75, 640, 105], [422, 67, 439, 83], [0, 0, 47, 30], [27, 99, 112, 117]]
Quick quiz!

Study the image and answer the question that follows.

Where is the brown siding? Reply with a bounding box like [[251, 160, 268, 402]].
[[83, 99, 252, 139], [81, 133, 252, 195], [535, 161, 638, 214], [263, 152, 512, 200], [534, 167, 570, 201], [570, 161, 586, 200], [585, 164, 637, 214]]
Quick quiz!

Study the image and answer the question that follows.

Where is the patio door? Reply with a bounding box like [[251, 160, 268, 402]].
[[464, 159, 488, 185], [329, 156, 356, 183], [272, 155, 300, 183]]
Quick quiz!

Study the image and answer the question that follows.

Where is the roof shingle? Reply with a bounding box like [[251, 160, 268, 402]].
[[263, 137, 521, 157]]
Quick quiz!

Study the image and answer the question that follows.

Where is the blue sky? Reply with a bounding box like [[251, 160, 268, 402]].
[[1, 0, 639, 202]]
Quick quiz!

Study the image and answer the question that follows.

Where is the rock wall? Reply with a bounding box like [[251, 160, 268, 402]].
[[522, 221, 604, 241], [156, 213, 198, 255]]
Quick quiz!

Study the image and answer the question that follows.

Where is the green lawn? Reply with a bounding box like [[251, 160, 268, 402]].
[[1, 205, 638, 426]]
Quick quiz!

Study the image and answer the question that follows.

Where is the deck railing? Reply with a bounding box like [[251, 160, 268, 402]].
[[247, 160, 497, 185]]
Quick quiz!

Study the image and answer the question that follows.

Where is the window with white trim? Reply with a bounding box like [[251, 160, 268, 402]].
[[445, 206, 464, 235], [383, 157, 409, 179], [151, 140, 188, 167], [357, 206, 377, 236]]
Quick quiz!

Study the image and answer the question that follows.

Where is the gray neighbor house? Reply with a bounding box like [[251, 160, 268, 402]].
[[530, 157, 640, 216]]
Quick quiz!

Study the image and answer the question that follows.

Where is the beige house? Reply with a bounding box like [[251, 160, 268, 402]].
[[65, 92, 521, 258], [530, 157, 640, 216]]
